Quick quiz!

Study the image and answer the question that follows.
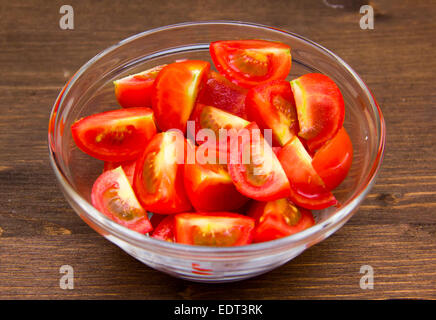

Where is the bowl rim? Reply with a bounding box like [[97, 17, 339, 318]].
[[48, 20, 386, 254]]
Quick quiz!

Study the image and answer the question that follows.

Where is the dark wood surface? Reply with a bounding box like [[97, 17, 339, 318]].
[[0, 0, 435, 299]]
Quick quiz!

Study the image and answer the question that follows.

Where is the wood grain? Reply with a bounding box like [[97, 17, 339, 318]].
[[0, 0, 435, 299]]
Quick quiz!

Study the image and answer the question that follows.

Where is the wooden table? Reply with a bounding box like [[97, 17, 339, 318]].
[[0, 0, 435, 299]]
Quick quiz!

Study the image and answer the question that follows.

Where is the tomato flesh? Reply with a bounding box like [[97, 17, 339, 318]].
[[103, 159, 137, 185], [278, 136, 337, 210], [312, 127, 353, 190], [91, 166, 152, 234], [246, 80, 298, 146], [248, 198, 315, 243], [272, 146, 282, 156], [133, 131, 192, 214], [184, 142, 248, 212], [210, 40, 292, 88], [290, 73, 345, 152], [198, 71, 248, 118], [175, 212, 255, 246], [114, 64, 166, 108], [152, 60, 210, 133], [151, 215, 175, 242], [228, 122, 290, 201], [188, 104, 250, 156], [71, 107, 157, 162]]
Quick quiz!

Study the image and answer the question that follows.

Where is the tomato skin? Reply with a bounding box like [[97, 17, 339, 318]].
[[174, 212, 255, 246], [152, 60, 210, 133], [228, 122, 290, 201], [290, 73, 345, 152], [272, 146, 282, 156], [150, 213, 167, 228], [198, 71, 248, 118], [210, 40, 292, 88], [278, 136, 337, 210], [312, 127, 353, 191], [71, 107, 157, 162], [184, 143, 248, 212], [91, 167, 152, 234], [103, 159, 137, 185], [248, 199, 315, 243], [151, 215, 175, 242], [114, 65, 166, 108], [246, 80, 299, 146], [133, 131, 192, 214]]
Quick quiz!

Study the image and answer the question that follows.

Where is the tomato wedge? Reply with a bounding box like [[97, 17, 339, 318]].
[[114, 64, 166, 108], [184, 142, 248, 212], [312, 127, 353, 190], [210, 40, 292, 88], [174, 212, 255, 246], [188, 104, 249, 150], [198, 71, 248, 118], [152, 60, 210, 133], [246, 80, 299, 146], [290, 73, 345, 152], [248, 198, 315, 243], [278, 136, 337, 210], [133, 131, 192, 214], [228, 122, 290, 201], [91, 166, 152, 234], [151, 215, 175, 242], [71, 107, 157, 162], [103, 159, 137, 185]]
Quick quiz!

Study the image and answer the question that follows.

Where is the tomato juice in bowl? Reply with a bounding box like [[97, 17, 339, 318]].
[[48, 21, 385, 282]]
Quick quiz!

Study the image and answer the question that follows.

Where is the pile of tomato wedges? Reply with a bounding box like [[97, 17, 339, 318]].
[[71, 39, 353, 246]]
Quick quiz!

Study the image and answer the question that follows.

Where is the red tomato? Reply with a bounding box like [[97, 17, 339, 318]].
[[228, 122, 290, 201], [248, 198, 315, 243], [312, 127, 353, 190], [103, 159, 137, 185], [151, 215, 175, 242], [150, 213, 167, 228], [91, 166, 152, 234], [71, 107, 157, 162], [290, 73, 345, 152], [210, 40, 292, 88], [233, 198, 255, 215], [114, 64, 166, 108], [198, 71, 248, 118], [174, 212, 255, 246], [184, 142, 248, 212], [278, 136, 337, 210], [246, 80, 299, 146], [133, 131, 192, 214], [272, 146, 282, 156], [188, 104, 249, 152], [152, 60, 210, 133]]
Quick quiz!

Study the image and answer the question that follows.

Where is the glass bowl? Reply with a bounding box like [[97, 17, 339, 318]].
[[48, 21, 385, 282]]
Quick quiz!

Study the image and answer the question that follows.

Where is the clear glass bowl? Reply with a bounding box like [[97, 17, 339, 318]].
[[48, 21, 385, 282]]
